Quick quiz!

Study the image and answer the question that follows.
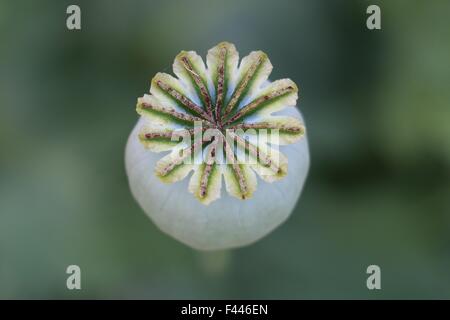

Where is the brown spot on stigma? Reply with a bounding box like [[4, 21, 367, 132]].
[[224, 53, 265, 115], [224, 86, 294, 126], [180, 56, 214, 119], [215, 46, 227, 122]]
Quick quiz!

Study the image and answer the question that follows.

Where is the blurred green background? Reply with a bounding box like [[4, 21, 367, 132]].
[[1, 0, 449, 299]]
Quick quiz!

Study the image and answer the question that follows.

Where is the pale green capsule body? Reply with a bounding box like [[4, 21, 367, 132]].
[[125, 42, 310, 250]]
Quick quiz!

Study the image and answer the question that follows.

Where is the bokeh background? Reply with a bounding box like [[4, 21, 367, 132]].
[[1, 0, 449, 299]]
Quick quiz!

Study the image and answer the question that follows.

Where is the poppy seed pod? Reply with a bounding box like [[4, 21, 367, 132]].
[[125, 42, 309, 250]]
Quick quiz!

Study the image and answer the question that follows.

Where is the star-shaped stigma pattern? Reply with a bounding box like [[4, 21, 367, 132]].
[[136, 42, 305, 205]]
